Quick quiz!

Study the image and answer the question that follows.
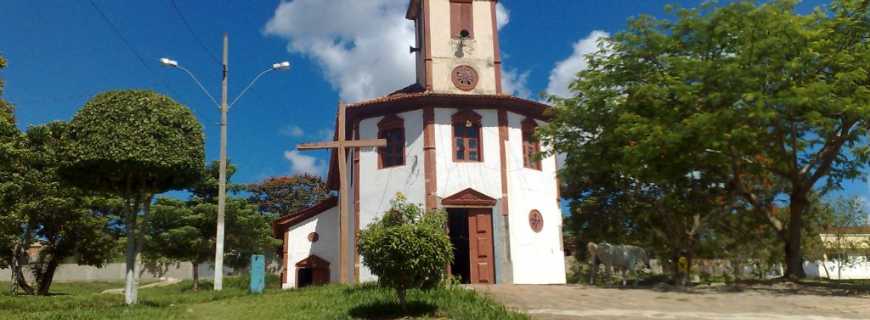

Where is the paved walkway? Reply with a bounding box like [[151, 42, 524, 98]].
[[472, 284, 870, 320]]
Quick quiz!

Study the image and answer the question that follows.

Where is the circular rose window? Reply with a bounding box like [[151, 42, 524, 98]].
[[307, 232, 319, 242], [529, 210, 543, 233], [451, 65, 478, 91]]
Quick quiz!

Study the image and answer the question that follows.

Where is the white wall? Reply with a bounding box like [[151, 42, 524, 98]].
[[434, 108, 502, 199], [283, 206, 339, 289], [807, 256, 870, 280], [357, 110, 427, 282], [0, 262, 240, 283], [350, 108, 566, 285], [505, 111, 566, 284]]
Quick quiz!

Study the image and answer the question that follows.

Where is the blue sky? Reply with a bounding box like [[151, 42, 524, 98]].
[[0, 0, 866, 206]]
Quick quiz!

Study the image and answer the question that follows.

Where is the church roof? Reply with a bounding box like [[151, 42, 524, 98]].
[[344, 84, 553, 120], [271, 197, 338, 238]]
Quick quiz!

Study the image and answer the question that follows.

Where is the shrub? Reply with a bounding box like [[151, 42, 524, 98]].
[[358, 194, 453, 307]]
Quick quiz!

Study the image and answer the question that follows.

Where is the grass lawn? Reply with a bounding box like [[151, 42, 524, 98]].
[[0, 277, 526, 319]]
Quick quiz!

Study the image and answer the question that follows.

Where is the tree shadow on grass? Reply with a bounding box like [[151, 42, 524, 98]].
[[348, 300, 438, 320]]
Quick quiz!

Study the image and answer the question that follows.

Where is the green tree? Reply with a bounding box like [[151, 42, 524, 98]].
[[189, 160, 242, 203], [0, 55, 20, 212], [0, 123, 117, 295], [144, 162, 277, 291], [358, 194, 453, 307], [246, 174, 330, 217], [0, 56, 27, 294], [542, 0, 870, 280], [60, 90, 204, 304], [0, 56, 12, 122]]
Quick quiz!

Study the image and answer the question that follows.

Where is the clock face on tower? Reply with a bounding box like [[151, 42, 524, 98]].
[[451, 65, 479, 91]]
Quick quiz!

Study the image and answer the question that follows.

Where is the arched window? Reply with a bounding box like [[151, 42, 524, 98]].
[[452, 110, 482, 162], [378, 114, 405, 168], [450, 0, 474, 39], [522, 118, 541, 170]]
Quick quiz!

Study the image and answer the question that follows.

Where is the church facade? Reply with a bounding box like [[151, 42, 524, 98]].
[[273, 0, 566, 288]]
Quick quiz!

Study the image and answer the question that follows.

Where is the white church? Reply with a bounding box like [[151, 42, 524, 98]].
[[272, 0, 566, 288]]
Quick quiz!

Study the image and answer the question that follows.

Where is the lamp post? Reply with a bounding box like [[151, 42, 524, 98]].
[[161, 33, 290, 291]]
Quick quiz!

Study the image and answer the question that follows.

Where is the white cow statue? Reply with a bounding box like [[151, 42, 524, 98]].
[[588, 242, 651, 286]]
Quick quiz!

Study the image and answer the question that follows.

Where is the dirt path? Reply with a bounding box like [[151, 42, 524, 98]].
[[472, 284, 870, 320], [100, 277, 182, 294]]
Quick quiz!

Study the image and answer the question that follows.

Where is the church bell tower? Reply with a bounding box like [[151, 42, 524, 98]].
[[406, 0, 503, 95]]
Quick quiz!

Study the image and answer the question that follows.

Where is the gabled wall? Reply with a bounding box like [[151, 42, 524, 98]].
[[283, 207, 339, 289]]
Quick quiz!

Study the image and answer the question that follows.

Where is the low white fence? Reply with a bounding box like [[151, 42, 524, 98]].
[[0, 261, 279, 283]]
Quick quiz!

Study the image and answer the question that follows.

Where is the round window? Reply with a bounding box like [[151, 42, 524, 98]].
[[529, 210, 543, 233], [307, 232, 319, 242], [451, 65, 478, 91]]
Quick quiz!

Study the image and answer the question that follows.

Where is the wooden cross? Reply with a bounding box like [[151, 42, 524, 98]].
[[297, 102, 386, 284]]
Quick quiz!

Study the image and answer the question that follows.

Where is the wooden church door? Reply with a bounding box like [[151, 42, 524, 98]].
[[467, 208, 495, 284]]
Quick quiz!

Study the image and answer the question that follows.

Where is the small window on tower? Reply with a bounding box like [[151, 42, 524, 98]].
[[522, 118, 541, 170], [450, 0, 474, 39], [378, 115, 405, 168]]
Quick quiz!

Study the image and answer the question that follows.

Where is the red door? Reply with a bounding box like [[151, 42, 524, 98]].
[[467, 208, 494, 284]]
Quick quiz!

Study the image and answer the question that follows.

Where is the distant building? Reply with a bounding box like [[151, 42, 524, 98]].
[[805, 226, 870, 280]]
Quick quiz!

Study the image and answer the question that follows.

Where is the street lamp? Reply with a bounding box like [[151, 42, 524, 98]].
[[160, 34, 290, 291]]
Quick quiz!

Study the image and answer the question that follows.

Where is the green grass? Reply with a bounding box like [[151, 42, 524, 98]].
[[0, 277, 526, 319]]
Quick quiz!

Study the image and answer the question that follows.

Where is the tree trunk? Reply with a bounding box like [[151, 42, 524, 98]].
[[731, 258, 741, 281], [670, 251, 681, 285], [124, 195, 142, 305], [124, 208, 138, 305], [10, 224, 34, 295], [10, 247, 33, 295], [686, 247, 694, 286], [192, 262, 200, 291], [784, 194, 807, 280], [36, 258, 59, 295], [397, 288, 407, 309]]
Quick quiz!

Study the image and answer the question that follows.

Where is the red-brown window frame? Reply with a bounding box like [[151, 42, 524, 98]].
[[522, 117, 542, 170], [452, 109, 483, 162], [378, 114, 405, 169], [450, 0, 474, 39]]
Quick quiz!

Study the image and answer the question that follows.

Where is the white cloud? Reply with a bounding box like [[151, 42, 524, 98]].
[[264, 0, 416, 102], [280, 125, 305, 137], [546, 30, 610, 98], [502, 68, 531, 99], [495, 3, 510, 30], [284, 150, 327, 176]]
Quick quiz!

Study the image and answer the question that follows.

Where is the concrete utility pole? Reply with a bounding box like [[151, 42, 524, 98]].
[[160, 34, 291, 292], [214, 33, 229, 291]]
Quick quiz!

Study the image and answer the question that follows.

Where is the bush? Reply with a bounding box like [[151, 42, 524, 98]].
[[358, 194, 453, 307]]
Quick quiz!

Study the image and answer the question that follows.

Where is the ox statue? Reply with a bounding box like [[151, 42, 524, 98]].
[[588, 242, 651, 286]]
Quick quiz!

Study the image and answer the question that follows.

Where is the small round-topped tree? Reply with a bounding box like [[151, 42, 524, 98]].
[[61, 90, 204, 305]]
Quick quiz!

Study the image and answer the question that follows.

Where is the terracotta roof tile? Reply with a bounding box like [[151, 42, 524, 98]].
[[271, 197, 338, 238]]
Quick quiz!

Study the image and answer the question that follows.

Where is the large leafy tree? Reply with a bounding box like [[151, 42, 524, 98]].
[[542, 0, 870, 280], [247, 174, 330, 217], [0, 122, 116, 295], [60, 90, 204, 304], [0, 55, 19, 209], [0, 55, 26, 294]]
